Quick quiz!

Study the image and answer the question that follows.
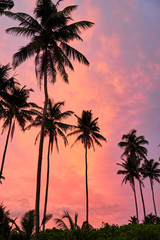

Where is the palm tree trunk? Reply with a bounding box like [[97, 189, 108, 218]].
[[150, 178, 157, 216], [0, 118, 12, 179], [43, 139, 51, 231], [132, 179, 139, 220], [132, 154, 146, 219], [35, 49, 49, 239], [138, 179, 146, 219], [85, 143, 89, 224]]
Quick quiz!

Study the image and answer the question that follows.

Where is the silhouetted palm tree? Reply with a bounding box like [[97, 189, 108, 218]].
[[0, 0, 14, 15], [0, 85, 37, 181], [117, 157, 139, 219], [141, 159, 160, 216], [5, 1, 94, 235], [0, 63, 18, 98], [26, 99, 73, 231], [0, 203, 11, 239], [54, 210, 80, 230], [118, 129, 149, 218], [10, 210, 35, 240], [54, 210, 93, 230], [68, 110, 106, 225], [128, 216, 139, 224]]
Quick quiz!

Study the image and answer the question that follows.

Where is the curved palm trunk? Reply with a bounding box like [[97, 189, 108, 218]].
[[42, 139, 51, 232], [35, 50, 48, 239], [132, 178, 139, 219], [85, 143, 89, 224], [0, 118, 12, 180], [150, 178, 157, 216]]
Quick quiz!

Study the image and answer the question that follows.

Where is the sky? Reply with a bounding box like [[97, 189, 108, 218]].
[[1, 0, 160, 229]]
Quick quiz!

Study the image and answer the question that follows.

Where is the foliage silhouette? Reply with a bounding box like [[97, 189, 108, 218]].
[[118, 129, 149, 218], [140, 159, 160, 216], [5, 0, 94, 235], [0, 85, 37, 182], [26, 99, 73, 231], [68, 110, 106, 225], [0, 0, 14, 15], [117, 157, 139, 219]]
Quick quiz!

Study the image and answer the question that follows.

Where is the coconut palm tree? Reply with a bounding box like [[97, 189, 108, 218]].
[[0, 63, 18, 98], [68, 110, 106, 225], [128, 216, 139, 224], [118, 129, 149, 218], [54, 210, 93, 230], [141, 159, 160, 216], [0, 0, 14, 15], [117, 157, 139, 219], [54, 210, 80, 230], [5, 1, 94, 235], [26, 99, 73, 231], [0, 85, 37, 182]]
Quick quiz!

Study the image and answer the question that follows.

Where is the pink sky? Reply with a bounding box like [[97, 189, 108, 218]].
[[1, 0, 160, 229]]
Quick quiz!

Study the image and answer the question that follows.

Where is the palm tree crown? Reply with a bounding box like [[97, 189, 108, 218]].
[[0, 85, 37, 180], [118, 129, 149, 161], [5, 0, 94, 85], [141, 159, 160, 184], [28, 99, 73, 150], [0, 85, 36, 133], [117, 157, 138, 188], [68, 110, 106, 149], [0, 0, 14, 15], [54, 210, 80, 230], [0, 63, 17, 97]]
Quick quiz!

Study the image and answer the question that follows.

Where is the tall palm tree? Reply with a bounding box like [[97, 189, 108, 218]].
[[118, 129, 149, 218], [68, 110, 106, 225], [26, 99, 73, 231], [0, 0, 14, 15], [5, 1, 94, 235], [117, 157, 139, 219], [141, 159, 160, 216], [0, 85, 37, 182]]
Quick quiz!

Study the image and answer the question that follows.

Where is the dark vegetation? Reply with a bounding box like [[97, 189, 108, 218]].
[[1, 205, 160, 240]]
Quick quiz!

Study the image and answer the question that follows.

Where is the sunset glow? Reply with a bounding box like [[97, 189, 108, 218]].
[[1, 0, 160, 229]]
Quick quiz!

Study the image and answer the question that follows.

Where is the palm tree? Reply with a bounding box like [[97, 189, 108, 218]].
[[118, 129, 149, 218], [0, 85, 37, 182], [54, 210, 80, 230], [117, 157, 139, 219], [0, 63, 18, 98], [26, 99, 73, 231], [54, 210, 94, 230], [68, 110, 106, 225], [5, 1, 94, 235], [0, 203, 12, 239], [0, 0, 14, 15], [141, 159, 160, 216], [128, 216, 139, 224]]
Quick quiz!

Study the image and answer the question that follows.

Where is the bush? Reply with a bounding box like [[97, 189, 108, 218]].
[[31, 224, 160, 240]]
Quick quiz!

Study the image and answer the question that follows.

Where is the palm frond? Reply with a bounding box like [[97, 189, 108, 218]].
[[60, 42, 89, 66]]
